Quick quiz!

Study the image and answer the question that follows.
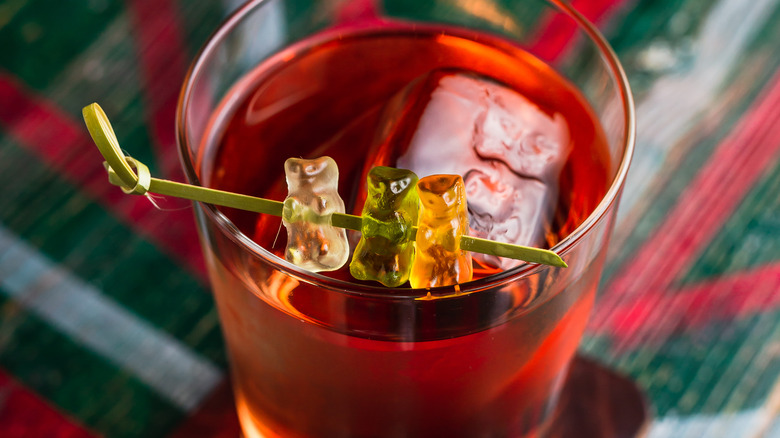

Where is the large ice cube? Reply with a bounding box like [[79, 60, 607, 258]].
[[367, 71, 571, 269]]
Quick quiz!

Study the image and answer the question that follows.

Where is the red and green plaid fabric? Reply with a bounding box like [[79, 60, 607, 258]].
[[0, 0, 778, 437]]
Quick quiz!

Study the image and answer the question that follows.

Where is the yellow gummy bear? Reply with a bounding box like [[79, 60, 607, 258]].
[[409, 174, 473, 288]]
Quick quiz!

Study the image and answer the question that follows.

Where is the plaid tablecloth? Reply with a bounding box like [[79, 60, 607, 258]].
[[0, 0, 778, 437]]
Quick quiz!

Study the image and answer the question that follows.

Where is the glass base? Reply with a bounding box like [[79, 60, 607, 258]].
[[231, 355, 650, 438], [546, 355, 650, 438]]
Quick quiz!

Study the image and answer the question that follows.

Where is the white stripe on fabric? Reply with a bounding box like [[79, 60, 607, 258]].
[[648, 407, 777, 438], [0, 225, 222, 412]]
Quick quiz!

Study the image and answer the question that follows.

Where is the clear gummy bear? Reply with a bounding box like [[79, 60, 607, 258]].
[[281, 156, 349, 272]]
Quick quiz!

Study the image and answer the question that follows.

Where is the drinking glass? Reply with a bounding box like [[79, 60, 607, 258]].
[[177, 1, 634, 436]]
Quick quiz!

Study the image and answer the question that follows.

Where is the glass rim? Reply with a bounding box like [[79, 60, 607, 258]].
[[176, 0, 636, 300]]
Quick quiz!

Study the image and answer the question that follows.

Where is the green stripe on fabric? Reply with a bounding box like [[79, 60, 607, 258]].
[[175, 0, 230, 60], [0, 0, 123, 90], [0, 138, 226, 368], [605, 0, 718, 95], [111, 97, 159, 174], [608, 0, 715, 50], [613, 312, 780, 417], [34, 13, 161, 176], [681, 157, 780, 284], [0, 293, 183, 438]]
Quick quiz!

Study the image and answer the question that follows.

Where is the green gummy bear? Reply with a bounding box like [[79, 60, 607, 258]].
[[350, 166, 419, 287]]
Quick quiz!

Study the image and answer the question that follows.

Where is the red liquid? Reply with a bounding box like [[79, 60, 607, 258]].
[[199, 27, 611, 438]]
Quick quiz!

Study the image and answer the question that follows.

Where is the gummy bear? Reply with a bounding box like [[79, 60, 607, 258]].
[[281, 156, 349, 272], [409, 174, 473, 288], [350, 166, 419, 287]]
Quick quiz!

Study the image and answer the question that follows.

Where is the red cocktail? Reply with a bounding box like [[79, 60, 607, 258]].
[[177, 2, 634, 437]]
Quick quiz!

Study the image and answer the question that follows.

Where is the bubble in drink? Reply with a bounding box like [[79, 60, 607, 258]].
[[409, 174, 473, 288], [350, 166, 419, 287], [281, 156, 349, 271], [372, 71, 572, 269]]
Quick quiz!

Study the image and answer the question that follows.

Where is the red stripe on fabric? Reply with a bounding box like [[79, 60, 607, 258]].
[[167, 381, 240, 438], [0, 72, 206, 278], [607, 74, 780, 296], [0, 369, 98, 438], [125, 0, 189, 179], [529, 0, 628, 63], [592, 262, 780, 347], [591, 72, 780, 337]]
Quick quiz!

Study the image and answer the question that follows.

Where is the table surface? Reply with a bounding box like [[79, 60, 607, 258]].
[[0, 0, 778, 437]]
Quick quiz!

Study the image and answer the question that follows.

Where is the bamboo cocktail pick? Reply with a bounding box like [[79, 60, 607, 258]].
[[82, 103, 567, 269]]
